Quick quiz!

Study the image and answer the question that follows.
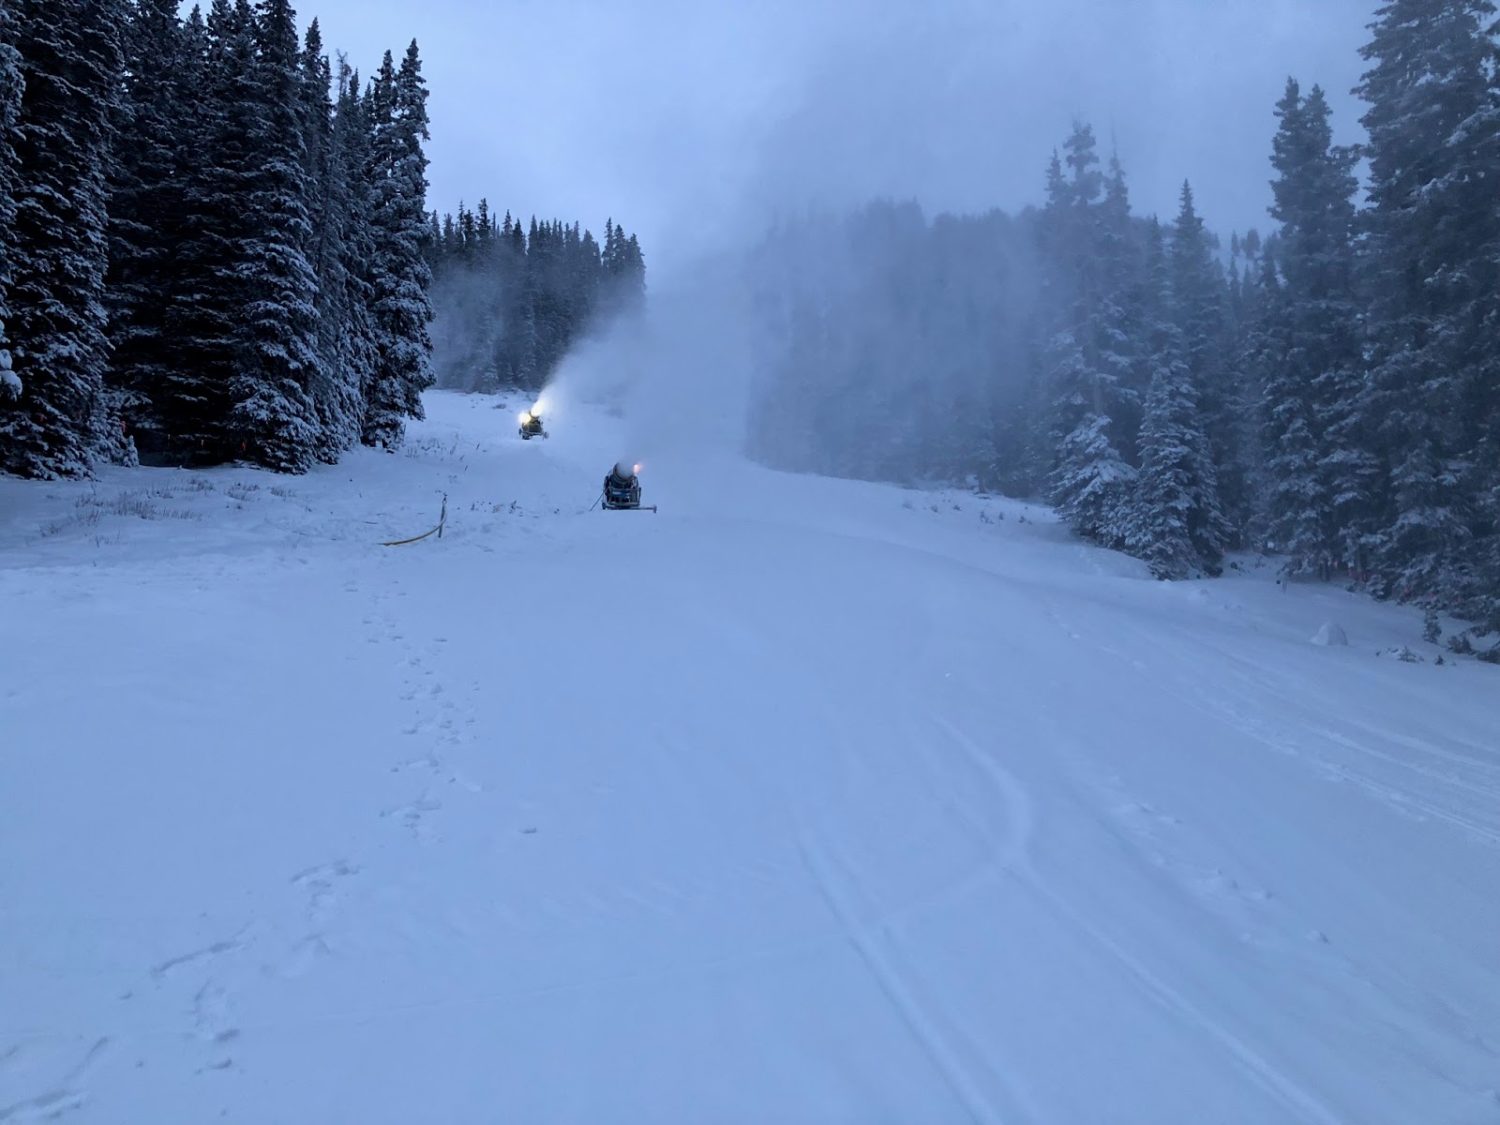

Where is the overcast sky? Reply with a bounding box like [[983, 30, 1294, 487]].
[[301, 0, 1377, 273]]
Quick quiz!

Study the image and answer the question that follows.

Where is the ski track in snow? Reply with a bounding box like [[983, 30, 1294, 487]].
[[796, 831, 1034, 1125], [3, 391, 1499, 1123], [937, 717, 1346, 1125]]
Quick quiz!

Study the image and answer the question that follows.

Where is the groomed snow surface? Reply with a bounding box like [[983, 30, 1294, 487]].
[[3, 391, 1499, 1124]]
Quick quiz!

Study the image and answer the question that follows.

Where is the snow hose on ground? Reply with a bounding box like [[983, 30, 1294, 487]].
[[382, 494, 447, 546]]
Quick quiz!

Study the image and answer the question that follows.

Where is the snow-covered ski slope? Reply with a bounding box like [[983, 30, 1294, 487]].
[[3, 390, 1499, 1124]]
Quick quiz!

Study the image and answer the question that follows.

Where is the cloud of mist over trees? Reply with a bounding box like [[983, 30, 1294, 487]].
[[740, 0, 1373, 248], [503, 0, 1375, 464]]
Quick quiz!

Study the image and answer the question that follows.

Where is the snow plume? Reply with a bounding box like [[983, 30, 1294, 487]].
[[541, 251, 757, 480]]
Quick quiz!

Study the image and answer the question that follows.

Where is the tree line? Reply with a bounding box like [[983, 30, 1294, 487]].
[[748, 0, 1500, 631], [426, 202, 646, 394], [0, 0, 436, 478]]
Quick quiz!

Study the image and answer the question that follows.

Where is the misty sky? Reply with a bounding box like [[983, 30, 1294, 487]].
[[301, 0, 1377, 273]]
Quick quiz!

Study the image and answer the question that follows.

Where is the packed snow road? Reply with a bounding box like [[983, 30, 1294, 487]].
[[3, 391, 1499, 1123]]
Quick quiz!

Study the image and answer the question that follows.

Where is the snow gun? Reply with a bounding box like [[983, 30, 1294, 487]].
[[599, 461, 655, 512], [518, 401, 548, 440]]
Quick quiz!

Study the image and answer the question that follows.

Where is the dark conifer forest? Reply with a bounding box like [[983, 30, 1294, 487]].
[[0, 0, 436, 475], [748, 0, 1500, 628], [425, 205, 646, 394]]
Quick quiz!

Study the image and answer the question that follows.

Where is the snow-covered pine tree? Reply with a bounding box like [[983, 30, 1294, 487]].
[[0, 0, 125, 478], [1355, 0, 1500, 612], [1043, 124, 1137, 547], [0, 4, 20, 406], [1127, 219, 1232, 577], [106, 0, 191, 449], [1051, 409, 1136, 548], [362, 42, 435, 448], [1258, 79, 1370, 579], [1099, 155, 1146, 461], [161, 0, 255, 464], [1250, 259, 1333, 573], [1130, 359, 1205, 580], [1169, 182, 1252, 539], [302, 32, 365, 461], [299, 20, 329, 190], [222, 0, 322, 472], [312, 59, 380, 456]]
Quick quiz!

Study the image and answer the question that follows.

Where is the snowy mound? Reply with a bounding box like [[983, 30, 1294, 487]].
[[1311, 621, 1349, 647]]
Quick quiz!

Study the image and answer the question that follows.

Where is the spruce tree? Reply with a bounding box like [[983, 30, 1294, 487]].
[[0, 0, 125, 478], [1131, 357, 1208, 580], [302, 32, 366, 461], [106, 0, 190, 449], [1259, 79, 1370, 578], [1127, 219, 1232, 577], [161, 0, 255, 463], [0, 4, 20, 405], [311, 59, 378, 457], [224, 0, 322, 472], [362, 42, 435, 447], [1355, 0, 1500, 610], [1100, 155, 1146, 460], [1051, 410, 1136, 548], [1169, 181, 1248, 539], [1043, 125, 1137, 547]]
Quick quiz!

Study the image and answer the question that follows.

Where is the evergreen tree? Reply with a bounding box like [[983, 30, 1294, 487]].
[[362, 42, 435, 448], [1169, 181, 1249, 537], [1258, 79, 1370, 578], [1355, 0, 1500, 610], [1100, 155, 1147, 460], [0, 4, 21, 405], [305, 54, 373, 459], [223, 0, 322, 472], [106, 0, 191, 446], [1127, 219, 1232, 576], [1051, 410, 1136, 547], [160, 0, 257, 463], [1042, 126, 1138, 546], [0, 0, 125, 478]]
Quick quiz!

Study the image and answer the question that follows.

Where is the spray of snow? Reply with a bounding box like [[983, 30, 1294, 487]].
[[539, 249, 757, 484]]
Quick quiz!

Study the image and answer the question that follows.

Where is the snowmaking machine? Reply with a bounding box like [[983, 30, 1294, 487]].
[[601, 462, 655, 512], [518, 403, 548, 440]]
